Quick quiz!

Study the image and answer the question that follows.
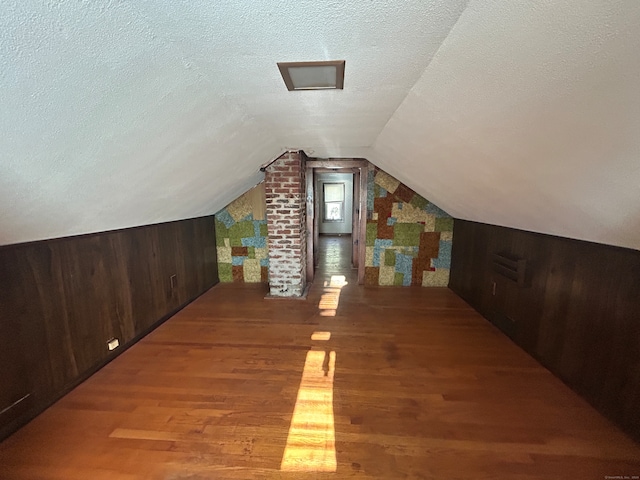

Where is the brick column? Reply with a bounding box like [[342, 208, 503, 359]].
[[264, 151, 307, 297]]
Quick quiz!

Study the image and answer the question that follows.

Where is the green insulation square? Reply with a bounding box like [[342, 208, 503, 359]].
[[218, 263, 232, 282], [410, 195, 429, 211], [393, 223, 423, 246], [384, 249, 396, 266], [435, 217, 454, 232], [215, 220, 229, 244], [366, 222, 378, 246], [228, 221, 255, 246]]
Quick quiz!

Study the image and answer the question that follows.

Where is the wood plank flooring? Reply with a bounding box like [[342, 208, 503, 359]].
[[1, 236, 639, 479]]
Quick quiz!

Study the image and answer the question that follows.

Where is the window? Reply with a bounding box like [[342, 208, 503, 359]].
[[323, 183, 344, 222]]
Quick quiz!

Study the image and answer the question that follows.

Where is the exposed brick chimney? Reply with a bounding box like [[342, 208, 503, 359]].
[[264, 151, 307, 297]]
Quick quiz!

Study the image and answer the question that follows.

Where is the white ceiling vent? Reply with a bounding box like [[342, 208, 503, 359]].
[[277, 60, 345, 91]]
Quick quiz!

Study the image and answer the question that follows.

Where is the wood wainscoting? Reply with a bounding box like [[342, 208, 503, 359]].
[[449, 219, 640, 442], [0, 216, 218, 440]]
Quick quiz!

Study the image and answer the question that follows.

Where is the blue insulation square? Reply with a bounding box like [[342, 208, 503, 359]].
[[425, 203, 449, 217], [253, 221, 264, 236], [432, 240, 452, 268], [373, 239, 393, 267], [367, 170, 375, 212], [216, 209, 235, 228], [395, 253, 413, 286], [242, 236, 267, 248]]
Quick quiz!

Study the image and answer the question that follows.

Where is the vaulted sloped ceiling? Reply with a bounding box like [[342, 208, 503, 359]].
[[372, 1, 640, 251], [2, 1, 639, 250]]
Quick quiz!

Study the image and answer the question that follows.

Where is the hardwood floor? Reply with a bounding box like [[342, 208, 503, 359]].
[[1, 235, 638, 479]]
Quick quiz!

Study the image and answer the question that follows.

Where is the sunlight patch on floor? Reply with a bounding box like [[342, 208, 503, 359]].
[[311, 331, 332, 341], [319, 275, 347, 317], [280, 349, 336, 472]]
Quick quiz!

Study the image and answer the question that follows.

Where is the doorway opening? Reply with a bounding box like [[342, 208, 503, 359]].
[[305, 159, 368, 285], [317, 173, 353, 236]]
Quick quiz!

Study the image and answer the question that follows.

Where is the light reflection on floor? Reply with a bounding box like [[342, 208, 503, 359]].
[[280, 347, 336, 472], [319, 275, 348, 317], [311, 331, 332, 341], [281, 251, 348, 471]]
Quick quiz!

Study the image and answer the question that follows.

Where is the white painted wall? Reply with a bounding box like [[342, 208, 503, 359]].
[[317, 173, 353, 235]]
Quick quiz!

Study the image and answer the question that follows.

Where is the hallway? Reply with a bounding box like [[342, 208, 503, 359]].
[[0, 236, 639, 479], [314, 234, 357, 280]]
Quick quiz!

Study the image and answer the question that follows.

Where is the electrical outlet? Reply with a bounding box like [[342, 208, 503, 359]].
[[170, 274, 177, 289], [107, 338, 119, 351]]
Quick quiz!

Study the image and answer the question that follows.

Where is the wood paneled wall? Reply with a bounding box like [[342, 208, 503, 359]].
[[449, 220, 640, 441], [0, 216, 218, 440]]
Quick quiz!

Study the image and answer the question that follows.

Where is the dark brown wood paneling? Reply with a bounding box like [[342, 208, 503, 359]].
[[0, 216, 218, 440], [449, 220, 640, 441], [1, 235, 639, 478]]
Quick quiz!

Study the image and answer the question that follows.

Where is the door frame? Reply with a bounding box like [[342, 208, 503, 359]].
[[305, 159, 368, 285]]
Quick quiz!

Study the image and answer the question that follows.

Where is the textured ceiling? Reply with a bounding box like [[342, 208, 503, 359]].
[[2, 1, 640, 250], [372, 0, 640, 250]]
